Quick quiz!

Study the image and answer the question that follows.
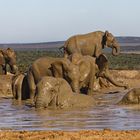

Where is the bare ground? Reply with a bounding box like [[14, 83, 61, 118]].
[[0, 130, 140, 140]]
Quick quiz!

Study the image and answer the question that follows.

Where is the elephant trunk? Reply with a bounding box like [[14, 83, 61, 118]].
[[104, 71, 127, 88], [35, 96, 47, 108], [112, 43, 120, 56], [71, 81, 80, 93]]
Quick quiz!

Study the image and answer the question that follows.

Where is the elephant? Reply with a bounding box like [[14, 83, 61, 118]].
[[12, 73, 29, 100], [35, 77, 96, 109], [95, 54, 128, 89], [27, 55, 95, 101], [52, 54, 96, 95], [61, 30, 120, 58], [119, 88, 140, 105], [0, 49, 5, 74], [0, 48, 18, 74], [67, 53, 128, 91]]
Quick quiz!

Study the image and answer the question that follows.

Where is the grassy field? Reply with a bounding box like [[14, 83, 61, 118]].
[[16, 50, 140, 72]]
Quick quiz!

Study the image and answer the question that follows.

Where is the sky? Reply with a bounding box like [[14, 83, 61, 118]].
[[0, 0, 139, 43]]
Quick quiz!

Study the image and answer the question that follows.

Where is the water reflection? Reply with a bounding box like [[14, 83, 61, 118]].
[[0, 92, 139, 131]]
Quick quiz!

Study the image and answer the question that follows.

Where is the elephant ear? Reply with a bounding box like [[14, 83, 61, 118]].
[[5, 48, 15, 57], [102, 31, 109, 46], [96, 54, 108, 71], [51, 60, 70, 77], [48, 80, 61, 106], [78, 60, 90, 82]]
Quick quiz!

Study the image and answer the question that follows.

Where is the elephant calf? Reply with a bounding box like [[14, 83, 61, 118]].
[[119, 88, 140, 105], [35, 77, 96, 109]]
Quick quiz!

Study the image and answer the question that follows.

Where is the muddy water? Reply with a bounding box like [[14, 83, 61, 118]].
[[0, 90, 140, 131]]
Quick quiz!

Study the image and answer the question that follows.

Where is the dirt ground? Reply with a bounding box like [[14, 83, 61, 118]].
[[0, 70, 140, 140], [0, 130, 139, 140]]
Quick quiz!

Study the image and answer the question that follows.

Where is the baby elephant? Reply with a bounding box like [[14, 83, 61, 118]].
[[35, 77, 96, 109], [119, 88, 140, 105]]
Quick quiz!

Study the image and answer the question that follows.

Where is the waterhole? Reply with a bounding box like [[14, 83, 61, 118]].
[[0, 91, 139, 131]]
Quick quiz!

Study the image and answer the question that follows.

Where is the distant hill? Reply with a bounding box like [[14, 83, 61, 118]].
[[0, 37, 140, 51], [0, 41, 64, 50], [116, 36, 140, 43]]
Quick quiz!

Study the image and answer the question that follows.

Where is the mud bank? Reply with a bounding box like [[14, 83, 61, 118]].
[[0, 130, 140, 140]]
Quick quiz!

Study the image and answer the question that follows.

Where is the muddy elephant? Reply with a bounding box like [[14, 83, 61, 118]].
[[12, 73, 29, 100], [52, 54, 96, 95], [61, 30, 120, 58], [35, 77, 96, 109], [27, 55, 95, 101], [0, 49, 5, 74], [67, 53, 127, 91], [119, 88, 140, 105], [0, 48, 18, 74], [95, 54, 128, 89]]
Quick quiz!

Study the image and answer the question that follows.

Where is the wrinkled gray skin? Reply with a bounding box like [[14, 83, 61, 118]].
[[35, 77, 96, 109], [61, 31, 120, 58], [119, 88, 140, 105], [12, 73, 30, 100], [27, 55, 95, 101], [0, 48, 18, 74]]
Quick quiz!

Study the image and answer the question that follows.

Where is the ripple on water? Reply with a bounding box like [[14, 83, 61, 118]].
[[0, 92, 139, 131]]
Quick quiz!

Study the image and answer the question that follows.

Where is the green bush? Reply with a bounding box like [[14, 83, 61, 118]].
[[16, 50, 140, 72], [106, 53, 140, 70]]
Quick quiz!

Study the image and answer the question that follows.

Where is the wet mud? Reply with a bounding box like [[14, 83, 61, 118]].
[[0, 70, 139, 132]]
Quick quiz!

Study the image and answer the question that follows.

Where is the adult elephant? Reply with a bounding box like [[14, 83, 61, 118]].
[[35, 77, 96, 109], [27, 55, 95, 101], [0, 48, 18, 74], [53, 53, 127, 92], [62, 30, 120, 58]]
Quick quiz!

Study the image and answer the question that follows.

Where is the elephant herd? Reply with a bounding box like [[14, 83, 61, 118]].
[[1, 30, 140, 109]]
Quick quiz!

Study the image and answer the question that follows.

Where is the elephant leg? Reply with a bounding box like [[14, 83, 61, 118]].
[[87, 63, 96, 95], [12, 74, 24, 100], [27, 71, 36, 102], [12, 81, 16, 99], [16, 84, 22, 101]]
